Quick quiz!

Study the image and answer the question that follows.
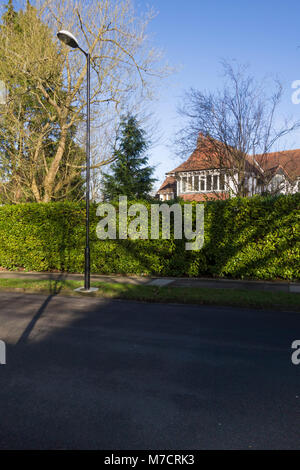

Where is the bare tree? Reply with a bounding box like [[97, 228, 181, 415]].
[[0, 0, 169, 203], [176, 61, 300, 197]]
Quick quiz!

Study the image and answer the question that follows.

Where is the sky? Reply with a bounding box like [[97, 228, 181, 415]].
[[4, 0, 300, 190], [136, 0, 300, 190]]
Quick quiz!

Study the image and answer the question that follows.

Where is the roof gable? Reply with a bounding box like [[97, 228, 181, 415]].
[[255, 150, 300, 180], [157, 175, 176, 194], [170, 135, 300, 180], [169, 135, 259, 174]]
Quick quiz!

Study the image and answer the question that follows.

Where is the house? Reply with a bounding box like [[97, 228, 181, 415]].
[[156, 136, 300, 201]]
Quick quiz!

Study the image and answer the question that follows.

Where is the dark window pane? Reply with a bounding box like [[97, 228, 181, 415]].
[[213, 175, 218, 190], [194, 176, 199, 191], [206, 175, 212, 191], [220, 174, 225, 190]]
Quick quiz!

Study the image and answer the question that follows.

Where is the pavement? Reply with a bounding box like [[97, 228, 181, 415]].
[[0, 292, 300, 449], [0, 269, 299, 293]]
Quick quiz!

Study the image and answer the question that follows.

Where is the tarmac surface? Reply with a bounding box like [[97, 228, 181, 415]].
[[0, 291, 300, 449]]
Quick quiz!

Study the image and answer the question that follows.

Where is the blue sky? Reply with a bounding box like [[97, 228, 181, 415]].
[[5, 0, 300, 189], [138, 0, 300, 189]]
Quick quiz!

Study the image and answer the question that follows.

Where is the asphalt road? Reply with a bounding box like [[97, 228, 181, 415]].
[[0, 292, 299, 450]]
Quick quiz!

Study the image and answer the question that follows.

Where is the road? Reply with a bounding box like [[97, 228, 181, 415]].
[[0, 292, 299, 449]]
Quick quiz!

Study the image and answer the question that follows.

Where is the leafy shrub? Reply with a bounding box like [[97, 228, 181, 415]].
[[0, 194, 298, 280]]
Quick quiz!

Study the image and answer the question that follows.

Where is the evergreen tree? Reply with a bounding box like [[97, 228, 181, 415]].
[[102, 115, 156, 201]]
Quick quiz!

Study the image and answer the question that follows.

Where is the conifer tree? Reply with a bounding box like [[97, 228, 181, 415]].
[[102, 116, 156, 201]]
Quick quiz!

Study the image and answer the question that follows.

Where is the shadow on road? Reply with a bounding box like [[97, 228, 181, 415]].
[[1, 292, 300, 450], [16, 274, 66, 345]]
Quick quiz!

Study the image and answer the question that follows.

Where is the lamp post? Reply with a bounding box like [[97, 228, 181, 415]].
[[57, 30, 98, 293]]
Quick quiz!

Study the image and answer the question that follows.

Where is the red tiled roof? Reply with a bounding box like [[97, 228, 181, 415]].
[[157, 137, 300, 198], [157, 175, 176, 194], [169, 148, 223, 173], [181, 192, 229, 202], [255, 149, 300, 180], [169, 135, 258, 174]]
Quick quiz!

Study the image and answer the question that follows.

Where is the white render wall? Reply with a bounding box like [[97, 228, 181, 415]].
[[176, 169, 227, 195], [162, 170, 299, 199], [266, 174, 300, 195]]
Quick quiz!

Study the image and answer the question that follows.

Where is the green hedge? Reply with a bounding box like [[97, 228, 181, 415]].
[[0, 194, 299, 280]]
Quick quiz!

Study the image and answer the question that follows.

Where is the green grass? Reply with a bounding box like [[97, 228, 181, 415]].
[[0, 277, 299, 311]]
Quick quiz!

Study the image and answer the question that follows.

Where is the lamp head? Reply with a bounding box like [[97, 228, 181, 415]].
[[57, 30, 79, 49]]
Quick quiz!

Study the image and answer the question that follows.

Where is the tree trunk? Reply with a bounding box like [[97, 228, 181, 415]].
[[42, 129, 67, 203]]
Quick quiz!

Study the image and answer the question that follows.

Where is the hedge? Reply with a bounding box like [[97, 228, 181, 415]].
[[0, 194, 299, 281]]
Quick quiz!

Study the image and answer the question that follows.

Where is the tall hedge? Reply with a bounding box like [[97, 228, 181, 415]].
[[0, 194, 299, 280]]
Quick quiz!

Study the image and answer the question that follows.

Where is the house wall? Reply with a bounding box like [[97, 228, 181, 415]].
[[158, 168, 299, 201], [176, 169, 228, 196], [176, 169, 256, 197], [266, 174, 300, 195]]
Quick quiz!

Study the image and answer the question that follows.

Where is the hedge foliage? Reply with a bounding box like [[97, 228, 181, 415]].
[[0, 194, 299, 280]]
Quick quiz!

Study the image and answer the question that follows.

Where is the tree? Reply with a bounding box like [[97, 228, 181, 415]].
[[0, 0, 168, 203], [176, 61, 300, 197], [2, 0, 17, 26], [101, 115, 156, 200], [0, 1, 86, 203]]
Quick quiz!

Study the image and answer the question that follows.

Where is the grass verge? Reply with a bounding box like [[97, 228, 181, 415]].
[[0, 278, 299, 311]]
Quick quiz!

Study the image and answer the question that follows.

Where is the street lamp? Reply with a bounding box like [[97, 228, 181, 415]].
[[57, 30, 98, 293]]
